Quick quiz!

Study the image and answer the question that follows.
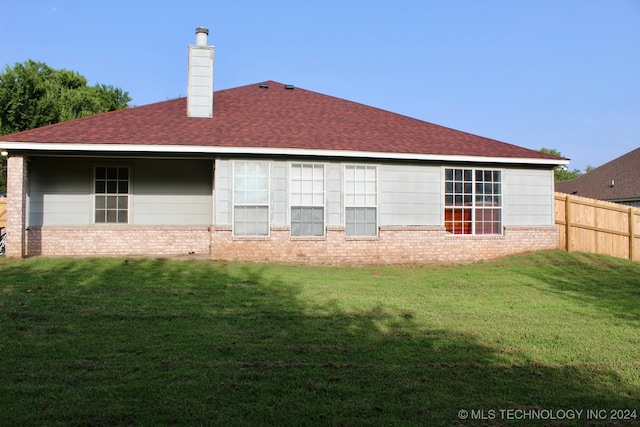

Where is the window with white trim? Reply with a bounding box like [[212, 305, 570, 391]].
[[444, 168, 502, 235], [94, 166, 129, 223], [233, 161, 270, 236], [290, 163, 325, 236], [345, 165, 377, 236]]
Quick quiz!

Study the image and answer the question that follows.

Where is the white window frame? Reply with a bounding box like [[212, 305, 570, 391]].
[[290, 163, 326, 237], [93, 165, 130, 224], [443, 167, 503, 235], [232, 160, 270, 237], [344, 164, 378, 237]]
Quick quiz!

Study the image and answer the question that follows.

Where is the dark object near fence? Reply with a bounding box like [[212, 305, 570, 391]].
[[0, 227, 6, 255]]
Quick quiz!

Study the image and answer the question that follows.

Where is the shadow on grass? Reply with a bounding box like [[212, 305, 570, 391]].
[[0, 257, 638, 426], [517, 251, 640, 324]]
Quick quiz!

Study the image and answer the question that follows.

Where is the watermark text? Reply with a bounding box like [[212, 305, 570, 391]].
[[457, 408, 637, 422]]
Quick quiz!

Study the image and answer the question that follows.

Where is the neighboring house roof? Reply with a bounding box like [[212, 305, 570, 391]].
[[1, 80, 565, 165], [555, 147, 640, 202]]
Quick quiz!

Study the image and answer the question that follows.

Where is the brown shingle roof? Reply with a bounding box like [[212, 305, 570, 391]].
[[2, 80, 562, 162], [555, 147, 640, 201]]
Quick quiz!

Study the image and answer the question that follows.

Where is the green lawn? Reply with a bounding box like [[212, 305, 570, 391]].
[[1, 250, 639, 426]]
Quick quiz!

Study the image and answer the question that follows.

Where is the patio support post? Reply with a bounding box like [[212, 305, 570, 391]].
[[6, 155, 27, 257]]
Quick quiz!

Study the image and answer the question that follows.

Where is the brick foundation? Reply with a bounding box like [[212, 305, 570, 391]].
[[22, 224, 558, 264], [211, 225, 560, 265], [26, 226, 211, 257]]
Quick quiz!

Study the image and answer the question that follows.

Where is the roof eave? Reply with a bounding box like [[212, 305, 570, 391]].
[[0, 141, 569, 166]]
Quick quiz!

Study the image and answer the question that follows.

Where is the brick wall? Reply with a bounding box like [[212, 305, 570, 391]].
[[211, 225, 559, 265], [22, 224, 557, 263], [5, 156, 27, 257], [26, 226, 211, 257]]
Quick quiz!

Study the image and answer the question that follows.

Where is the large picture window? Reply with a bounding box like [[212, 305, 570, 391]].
[[345, 165, 377, 236], [444, 168, 502, 235], [290, 163, 325, 236], [233, 161, 270, 236], [94, 166, 129, 224]]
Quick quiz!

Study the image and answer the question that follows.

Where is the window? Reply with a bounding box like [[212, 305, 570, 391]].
[[94, 166, 129, 223], [345, 165, 377, 236], [444, 168, 502, 235], [290, 163, 325, 236], [233, 161, 270, 236]]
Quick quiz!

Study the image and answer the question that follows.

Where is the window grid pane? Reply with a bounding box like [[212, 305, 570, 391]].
[[94, 166, 129, 224], [291, 164, 325, 236], [234, 162, 270, 236], [234, 161, 269, 207], [444, 168, 501, 235], [346, 207, 377, 236], [345, 166, 377, 207], [291, 207, 324, 236], [234, 206, 269, 236], [344, 165, 377, 236]]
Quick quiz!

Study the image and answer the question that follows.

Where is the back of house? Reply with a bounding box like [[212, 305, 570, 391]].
[[0, 28, 566, 264]]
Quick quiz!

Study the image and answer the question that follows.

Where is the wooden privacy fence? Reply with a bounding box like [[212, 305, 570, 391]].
[[0, 197, 6, 229], [555, 192, 640, 262]]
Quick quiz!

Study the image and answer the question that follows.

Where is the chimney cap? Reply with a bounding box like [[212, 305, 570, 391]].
[[196, 27, 209, 35]]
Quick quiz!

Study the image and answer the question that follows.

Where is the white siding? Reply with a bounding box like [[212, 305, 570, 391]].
[[133, 195, 212, 225], [130, 159, 212, 225], [326, 163, 342, 226], [271, 161, 287, 226], [503, 168, 555, 226], [213, 161, 556, 230], [187, 45, 214, 118], [28, 156, 557, 230], [379, 164, 441, 226], [28, 157, 213, 226], [214, 159, 232, 225], [28, 157, 92, 226]]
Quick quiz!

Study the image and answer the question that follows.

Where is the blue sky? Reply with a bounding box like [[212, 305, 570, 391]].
[[1, 1, 639, 171]]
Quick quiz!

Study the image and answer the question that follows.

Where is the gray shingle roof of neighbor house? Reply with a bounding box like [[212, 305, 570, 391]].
[[1, 80, 566, 165], [555, 147, 640, 202]]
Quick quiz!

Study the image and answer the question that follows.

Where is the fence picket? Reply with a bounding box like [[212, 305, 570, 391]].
[[555, 192, 639, 261]]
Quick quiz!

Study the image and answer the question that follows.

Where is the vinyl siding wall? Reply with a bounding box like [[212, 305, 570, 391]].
[[28, 157, 213, 227], [503, 168, 555, 226], [215, 160, 346, 228], [27, 157, 556, 230], [28, 157, 93, 226], [272, 161, 288, 226], [378, 164, 441, 226], [214, 159, 232, 225], [214, 159, 556, 229]]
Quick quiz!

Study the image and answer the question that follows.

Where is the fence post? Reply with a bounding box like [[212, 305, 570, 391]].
[[565, 195, 572, 252], [630, 207, 635, 261]]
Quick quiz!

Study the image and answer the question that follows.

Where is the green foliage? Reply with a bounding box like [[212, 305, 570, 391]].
[[539, 147, 584, 181], [0, 251, 639, 425], [0, 60, 131, 134], [0, 60, 131, 193]]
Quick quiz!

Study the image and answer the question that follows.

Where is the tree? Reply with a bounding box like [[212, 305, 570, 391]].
[[0, 60, 131, 193], [539, 147, 584, 181]]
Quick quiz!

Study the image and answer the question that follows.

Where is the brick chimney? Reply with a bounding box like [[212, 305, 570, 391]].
[[187, 27, 214, 118]]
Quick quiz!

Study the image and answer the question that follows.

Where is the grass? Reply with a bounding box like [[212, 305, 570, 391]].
[[1, 250, 639, 426]]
